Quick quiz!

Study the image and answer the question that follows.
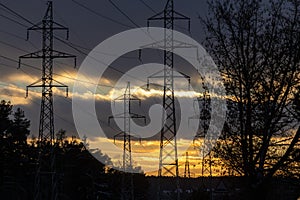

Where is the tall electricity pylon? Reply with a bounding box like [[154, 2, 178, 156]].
[[109, 82, 146, 200], [144, 1, 191, 199], [18, 1, 76, 199], [184, 152, 191, 178], [199, 87, 212, 178], [189, 85, 213, 198], [189, 85, 212, 176]]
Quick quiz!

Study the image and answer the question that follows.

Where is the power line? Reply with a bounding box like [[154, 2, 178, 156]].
[[1, 2, 179, 139], [0, 3, 163, 89], [0, 3, 34, 25], [138, 0, 156, 13], [0, 74, 128, 141], [0, 54, 114, 88], [0, 28, 39, 49], [0, 9, 138, 60], [0, 2, 157, 146], [0, 68, 115, 134], [0, 28, 124, 91], [136, 0, 192, 33], [0, 13, 28, 28], [108, 82, 146, 200], [0, 57, 155, 147], [0, 57, 166, 139], [45, 1, 166, 120], [71, 0, 133, 29], [0, 39, 30, 53], [108, 0, 140, 28]]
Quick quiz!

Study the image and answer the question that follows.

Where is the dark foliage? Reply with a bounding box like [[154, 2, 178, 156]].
[[0, 100, 149, 199]]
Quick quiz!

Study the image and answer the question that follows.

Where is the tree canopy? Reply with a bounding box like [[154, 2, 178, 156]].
[[202, 0, 300, 197]]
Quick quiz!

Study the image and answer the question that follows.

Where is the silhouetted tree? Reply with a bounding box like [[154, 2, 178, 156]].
[[7, 108, 30, 144], [0, 101, 32, 199], [56, 129, 66, 146], [0, 100, 149, 199], [0, 100, 12, 137], [202, 0, 300, 198]]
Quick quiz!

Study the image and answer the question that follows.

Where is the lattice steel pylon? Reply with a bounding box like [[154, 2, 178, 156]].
[[199, 87, 212, 177], [189, 85, 212, 199], [143, 1, 191, 199], [184, 152, 191, 178], [189, 84, 212, 177], [109, 82, 146, 200], [18, 1, 76, 200]]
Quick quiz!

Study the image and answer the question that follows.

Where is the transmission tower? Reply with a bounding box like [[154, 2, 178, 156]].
[[189, 84, 212, 175], [108, 82, 146, 200], [144, 1, 191, 199], [189, 85, 213, 199], [198, 87, 212, 177], [184, 152, 191, 178], [18, 1, 76, 199]]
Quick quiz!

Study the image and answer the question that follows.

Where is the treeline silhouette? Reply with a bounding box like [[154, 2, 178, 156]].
[[0, 100, 148, 200]]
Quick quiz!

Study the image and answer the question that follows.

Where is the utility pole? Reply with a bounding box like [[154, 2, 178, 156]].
[[18, 1, 76, 199], [184, 152, 191, 178], [109, 82, 146, 200], [144, 1, 191, 199]]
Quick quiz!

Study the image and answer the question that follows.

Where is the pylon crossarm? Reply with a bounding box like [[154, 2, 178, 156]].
[[148, 11, 164, 23], [112, 94, 125, 102], [129, 95, 141, 102], [18, 51, 43, 68], [18, 50, 76, 68], [26, 19, 44, 40], [173, 40, 196, 48], [113, 131, 126, 143], [173, 11, 190, 20], [52, 50, 76, 59], [52, 79, 69, 97], [52, 21, 68, 29], [27, 78, 43, 87], [130, 113, 146, 123], [27, 22, 68, 32], [146, 69, 190, 87], [26, 23, 43, 40], [52, 78, 68, 86], [108, 113, 124, 124], [140, 39, 165, 50], [148, 69, 164, 78], [110, 115, 125, 119], [177, 71, 190, 79], [25, 78, 43, 98], [113, 95, 141, 105], [52, 21, 69, 39], [109, 112, 146, 122], [177, 71, 191, 89], [130, 113, 146, 118]]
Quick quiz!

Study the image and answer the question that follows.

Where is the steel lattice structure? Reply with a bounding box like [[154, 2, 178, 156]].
[[189, 84, 212, 177], [189, 85, 213, 200], [184, 152, 191, 178], [109, 82, 146, 200], [144, 1, 191, 199], [18, 1, 76, 199], [199, 87, 212, 177]]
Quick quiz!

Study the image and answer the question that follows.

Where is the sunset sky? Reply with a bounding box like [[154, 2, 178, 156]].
[[0, 0, 222, 175]]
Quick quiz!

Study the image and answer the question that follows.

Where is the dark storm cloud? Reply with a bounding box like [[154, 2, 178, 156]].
[[1, 0, 209, 137]]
